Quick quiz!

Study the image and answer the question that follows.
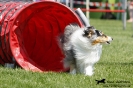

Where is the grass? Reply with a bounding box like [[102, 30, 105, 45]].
[[0, 19, 133, 88]]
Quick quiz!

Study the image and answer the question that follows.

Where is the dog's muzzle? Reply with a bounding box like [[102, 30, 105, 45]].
[[106, 36, 113, 44]]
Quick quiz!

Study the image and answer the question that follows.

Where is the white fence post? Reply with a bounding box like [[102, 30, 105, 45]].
[[70, 0, 73, 9], [86, 0, 90, 19], [65, 0, 69, 6], [122, 0, 127, 30]]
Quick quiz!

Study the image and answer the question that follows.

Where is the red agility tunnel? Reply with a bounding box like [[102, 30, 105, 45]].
[[0, 1, 83, 72]]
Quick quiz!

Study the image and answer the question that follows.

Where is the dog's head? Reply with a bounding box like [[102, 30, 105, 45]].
[[83, 26, 113, 45]]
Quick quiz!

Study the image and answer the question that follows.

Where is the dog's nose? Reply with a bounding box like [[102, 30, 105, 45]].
[[111, 38, 113, 40]]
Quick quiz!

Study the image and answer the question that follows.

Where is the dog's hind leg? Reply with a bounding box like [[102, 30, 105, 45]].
[[69, 64, 76, 74]]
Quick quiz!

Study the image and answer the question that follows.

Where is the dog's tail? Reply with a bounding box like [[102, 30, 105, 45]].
[[57, 23, 80, 51], [57, 34, 65, 51]]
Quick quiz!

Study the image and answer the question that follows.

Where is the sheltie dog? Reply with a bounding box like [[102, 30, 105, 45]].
[[59, 23, 113, 76]]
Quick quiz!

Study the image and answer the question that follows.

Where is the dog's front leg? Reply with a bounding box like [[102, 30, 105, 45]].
[[69, 64, 76, 74], [85, 65, 94, 76]]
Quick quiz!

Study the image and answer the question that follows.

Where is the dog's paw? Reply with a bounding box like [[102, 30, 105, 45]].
[[85, 66, 94, 76], [70, 69, 76, 74], [85, 71, 93, 76]]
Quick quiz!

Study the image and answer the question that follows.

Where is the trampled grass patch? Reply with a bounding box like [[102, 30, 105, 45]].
[[0, 19, 133, 88]]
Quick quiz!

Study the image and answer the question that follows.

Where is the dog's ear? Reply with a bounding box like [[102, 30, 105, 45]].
[[83, 26, 95, 38], [95, 30, 101, 36], [95, 30, 105, 36], [87, 26, 95, 30]]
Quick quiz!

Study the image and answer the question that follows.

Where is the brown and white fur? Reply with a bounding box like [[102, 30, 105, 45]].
[[59, 23, 113, 76]]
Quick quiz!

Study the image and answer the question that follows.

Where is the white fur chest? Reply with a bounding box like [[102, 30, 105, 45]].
[[70, 29, 102, 64]]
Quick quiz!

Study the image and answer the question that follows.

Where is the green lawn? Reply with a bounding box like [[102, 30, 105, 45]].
[[0, 19, 133, 88]]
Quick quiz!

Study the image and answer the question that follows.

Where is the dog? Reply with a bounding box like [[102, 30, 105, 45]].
[[58, 23, 113, 76], [95, 79, 106, 84]]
